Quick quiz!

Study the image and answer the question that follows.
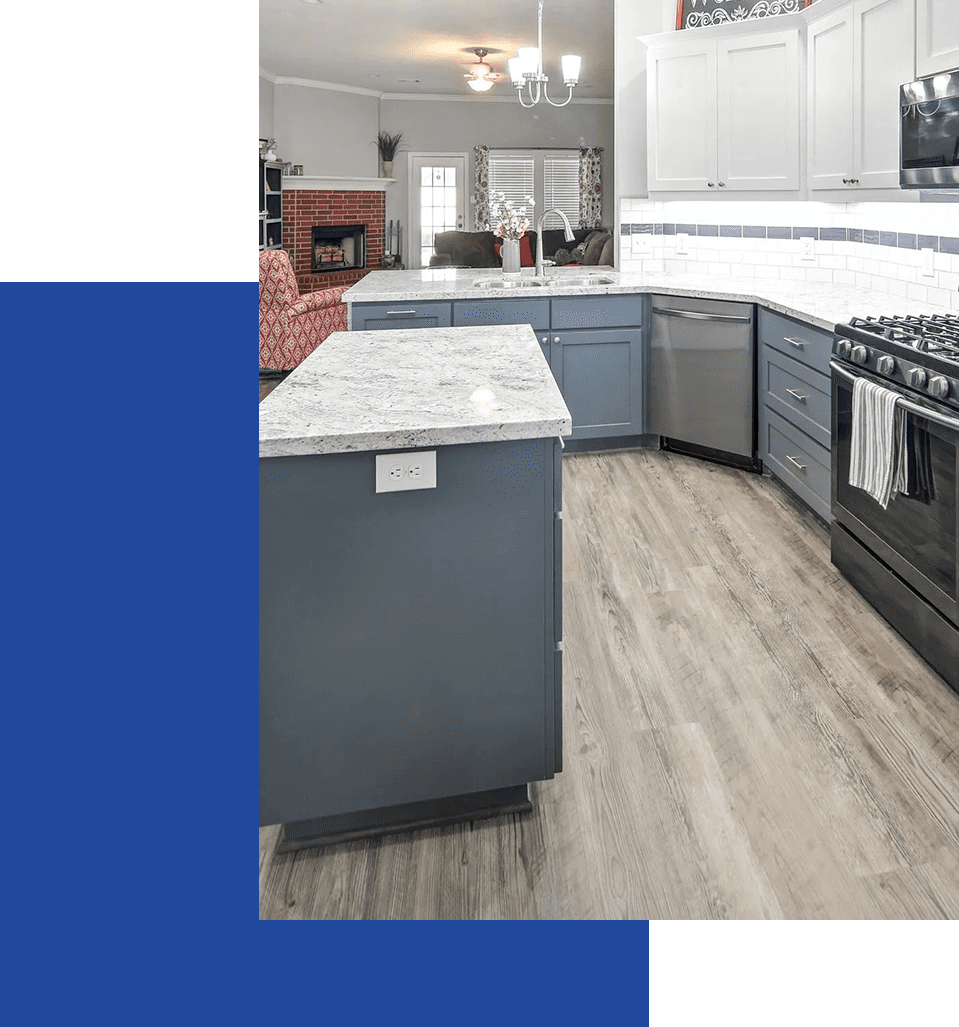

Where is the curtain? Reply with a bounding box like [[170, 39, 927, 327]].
[[578, 146, 603, 229], [473, 145, 490, 230]]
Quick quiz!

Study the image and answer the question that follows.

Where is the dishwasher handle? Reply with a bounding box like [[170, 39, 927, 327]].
[[652, 306, 751, 324]]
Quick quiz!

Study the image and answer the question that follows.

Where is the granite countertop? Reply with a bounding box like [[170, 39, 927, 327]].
[[259, 323, 572, 458], [342, 267, 954, 333]]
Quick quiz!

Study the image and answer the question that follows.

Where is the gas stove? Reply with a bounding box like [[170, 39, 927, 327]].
[[833, 313, 959, 410]]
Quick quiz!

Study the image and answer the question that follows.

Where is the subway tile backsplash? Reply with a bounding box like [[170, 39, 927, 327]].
[[618, 198, 959, 311]]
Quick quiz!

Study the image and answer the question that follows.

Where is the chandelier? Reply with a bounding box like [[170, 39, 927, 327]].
[[508, 0, 581, 108]]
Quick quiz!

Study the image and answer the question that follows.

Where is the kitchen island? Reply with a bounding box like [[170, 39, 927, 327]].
[[259, 323, 571, 847]]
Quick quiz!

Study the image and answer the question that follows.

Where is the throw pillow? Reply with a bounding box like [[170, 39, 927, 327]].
[[494, 235, 535, 267], [583, 232, 612, 266], [598, 237, 614, 267]]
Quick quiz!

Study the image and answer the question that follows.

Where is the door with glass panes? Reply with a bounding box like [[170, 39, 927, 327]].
[[409, 154, 468, 269]]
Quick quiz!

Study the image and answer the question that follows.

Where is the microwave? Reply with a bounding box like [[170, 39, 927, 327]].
[[900, 70, 959, 188]]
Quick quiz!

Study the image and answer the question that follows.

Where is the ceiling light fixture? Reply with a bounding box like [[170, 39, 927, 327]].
[[508, 0, 581, 108], [466, 49, 496, 93]]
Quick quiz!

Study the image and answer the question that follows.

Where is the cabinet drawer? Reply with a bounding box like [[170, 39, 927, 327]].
[[551, 294, 644, 329], [759, 308, 833, 377], [351, 301, 452, 331], [763, 408, 832, 522], [453, 297, 550, 329], [761, 345, 831, 449]]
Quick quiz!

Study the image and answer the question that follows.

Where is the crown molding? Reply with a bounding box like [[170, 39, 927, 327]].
[[274, 76, 383, 97], [379, 92, 613, 104]]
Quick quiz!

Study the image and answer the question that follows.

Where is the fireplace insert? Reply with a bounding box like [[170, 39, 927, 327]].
[[311, 225, 366, 273]]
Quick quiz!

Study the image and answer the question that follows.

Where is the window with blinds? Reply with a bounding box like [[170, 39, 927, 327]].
[[487, 151, 580, 230]]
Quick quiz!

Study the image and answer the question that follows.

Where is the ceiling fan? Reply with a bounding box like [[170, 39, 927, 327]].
[[463, 48, 506, 93]]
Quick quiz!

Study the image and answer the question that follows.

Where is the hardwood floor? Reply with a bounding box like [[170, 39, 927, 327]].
[[258, 440, 959, 919]]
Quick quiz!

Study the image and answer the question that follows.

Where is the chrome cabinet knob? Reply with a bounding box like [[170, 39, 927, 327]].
[[850, 344, 869, 364], [835, 339, 851, 359], [907, 367, 928, 389], [876, 355, 895, 375], [927, 375, 950, 400]]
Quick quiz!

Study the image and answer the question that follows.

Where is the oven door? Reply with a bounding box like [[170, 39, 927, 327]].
[[831, 361, 959, 627]]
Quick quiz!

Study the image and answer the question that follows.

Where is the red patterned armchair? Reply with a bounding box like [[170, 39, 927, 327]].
[[259, 250, 349, 370]]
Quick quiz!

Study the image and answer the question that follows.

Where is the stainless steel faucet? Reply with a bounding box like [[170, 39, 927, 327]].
[[534, 208, 576, 278]]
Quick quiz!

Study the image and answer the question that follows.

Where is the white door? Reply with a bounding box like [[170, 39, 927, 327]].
[[647, 43, 717, 192], [718, 29, 800, 192], [808, 3, 856, 190], [916, 0, 959, 77], [408, 154, 468, 270], [855, 0, 916, 189]]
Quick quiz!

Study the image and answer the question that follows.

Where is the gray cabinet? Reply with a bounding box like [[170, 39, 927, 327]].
[[259, 159, 284, 251], [260, 436, 563, 832], [353, 292, 645, 444], [552, 329, 644, 440], [351, 301, 452, 331], [758, 308, 833, 521]]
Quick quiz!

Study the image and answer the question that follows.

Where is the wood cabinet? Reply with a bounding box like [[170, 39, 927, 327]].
[[259, 159, 284, 251], [916, 0, 959, 77], [758, 308, 834, 522], [807, 0, 916, 192], [646, 26, 801, 194]]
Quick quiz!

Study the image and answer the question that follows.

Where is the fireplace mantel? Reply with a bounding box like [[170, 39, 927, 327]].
[[282, 176, 393, 192]]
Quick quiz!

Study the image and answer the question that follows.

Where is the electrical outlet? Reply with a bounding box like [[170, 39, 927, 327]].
[[676, 232, 689, 256], [801, 237, 815, 261], [375, 451, 437, 492], [920, 247, 935, 278], [631, 232, 651, 256]]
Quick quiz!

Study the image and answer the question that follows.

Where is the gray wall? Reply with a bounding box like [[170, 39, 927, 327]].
[[273, 83, 381, 177], [381, 96, 614, 248], [259, 75, 275, 139]]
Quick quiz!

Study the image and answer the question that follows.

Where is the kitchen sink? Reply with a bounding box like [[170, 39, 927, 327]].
[[471, 274, 616, 290], [471, 278, 548, 289]]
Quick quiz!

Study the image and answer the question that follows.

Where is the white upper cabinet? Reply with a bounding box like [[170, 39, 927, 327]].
[[916, 0, 959, 77], [807, 0, 916, 192], [647, 26, 800, 194]]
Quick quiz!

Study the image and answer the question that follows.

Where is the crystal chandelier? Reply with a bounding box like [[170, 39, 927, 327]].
[[508, 0, 581, 108]]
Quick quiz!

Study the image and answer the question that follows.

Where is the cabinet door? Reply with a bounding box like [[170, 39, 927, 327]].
[[916, 0, 959, 77], [647, 44, 717, 191], [808, 4, 856, 190], [855, 0, 916, 189], [718, 30, 800, 191], [552, 329, 643, 440]]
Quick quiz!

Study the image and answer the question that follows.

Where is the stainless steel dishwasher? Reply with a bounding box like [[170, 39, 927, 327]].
[[647, 294, 759, 470]]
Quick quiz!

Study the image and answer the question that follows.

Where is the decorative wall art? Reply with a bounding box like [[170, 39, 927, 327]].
[[676, 0, 816, 29]]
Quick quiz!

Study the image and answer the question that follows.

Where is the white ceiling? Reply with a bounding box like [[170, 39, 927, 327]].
[[259, 0, 615, 99]]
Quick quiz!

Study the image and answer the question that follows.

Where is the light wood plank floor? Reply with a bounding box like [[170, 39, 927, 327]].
[[259, 443, 959, 919]]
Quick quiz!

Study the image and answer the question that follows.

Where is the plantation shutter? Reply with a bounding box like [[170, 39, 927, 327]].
[[543, 157, 580, 229]]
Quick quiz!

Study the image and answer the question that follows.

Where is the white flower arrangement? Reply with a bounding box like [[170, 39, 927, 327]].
[[490, 191, 534, 241]]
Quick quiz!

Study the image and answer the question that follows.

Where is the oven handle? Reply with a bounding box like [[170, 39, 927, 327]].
[[830, 360, 959, 431]]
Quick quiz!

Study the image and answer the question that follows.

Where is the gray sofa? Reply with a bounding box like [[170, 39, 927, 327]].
[[429, 228, 613, 269]]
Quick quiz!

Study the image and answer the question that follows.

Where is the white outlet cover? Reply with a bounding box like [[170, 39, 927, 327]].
[[676, 233, 689, 255], [801, 237, 815, 260], [375, 451, 437, 492], [920, 247, 935, 278]]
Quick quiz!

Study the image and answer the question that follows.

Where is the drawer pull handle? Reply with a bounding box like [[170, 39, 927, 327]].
[[386, 309, 417, 315], [784, 336, 805, 348], [786, 388, 808, 402], [786, 454, 807, 471]]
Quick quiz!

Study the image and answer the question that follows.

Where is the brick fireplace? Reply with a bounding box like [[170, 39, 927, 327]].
[[282, 186, 386, 292]]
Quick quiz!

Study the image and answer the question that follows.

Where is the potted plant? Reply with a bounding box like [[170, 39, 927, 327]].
[[375, 131, 403, 178]]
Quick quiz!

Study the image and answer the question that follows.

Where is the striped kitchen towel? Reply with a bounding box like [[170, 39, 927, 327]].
[[848, 377, 909, 509]]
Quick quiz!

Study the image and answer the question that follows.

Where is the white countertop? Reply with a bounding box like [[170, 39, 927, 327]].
[[259, 323, 572, 458], [342, 267, 953, 333]]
